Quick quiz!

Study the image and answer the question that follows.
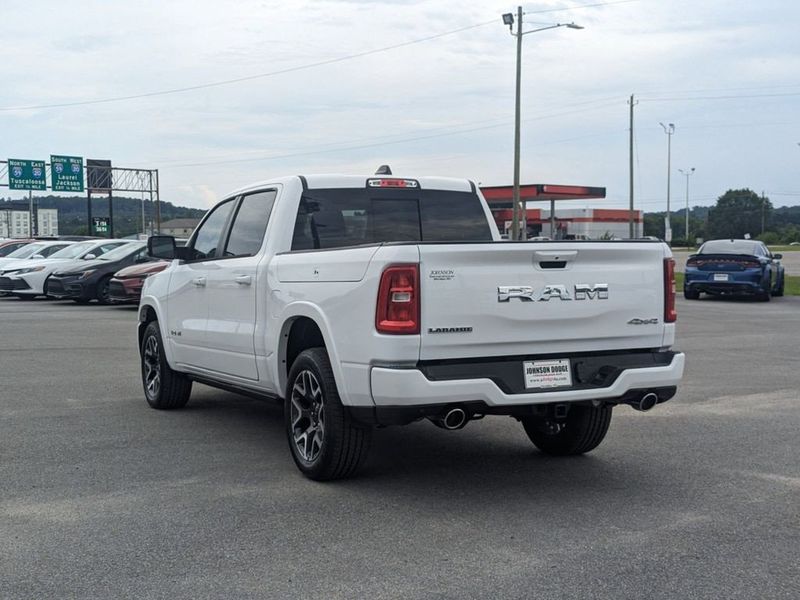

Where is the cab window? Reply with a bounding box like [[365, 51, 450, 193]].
[[189, 199, 236, 260], [223, 190, 277, 257]]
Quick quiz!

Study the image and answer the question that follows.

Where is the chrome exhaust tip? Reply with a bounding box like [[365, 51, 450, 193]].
[[632, 392, 659, 412], [429, 407, 468, 430]]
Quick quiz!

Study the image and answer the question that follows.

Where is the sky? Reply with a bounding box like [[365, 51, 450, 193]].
[[1, 0, 798, 212]]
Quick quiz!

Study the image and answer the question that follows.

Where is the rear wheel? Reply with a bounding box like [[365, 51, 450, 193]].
[[285, 348, 371, 480], [683, 288, 700, 300], [520, 404, 612, 456], [140, 321, 192, 409]]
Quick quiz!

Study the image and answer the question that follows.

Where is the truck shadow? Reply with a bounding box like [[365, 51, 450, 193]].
[[183, 388, 668, 501]]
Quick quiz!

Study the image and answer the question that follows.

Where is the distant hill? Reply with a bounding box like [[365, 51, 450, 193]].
[[1, 195, 206, 237]]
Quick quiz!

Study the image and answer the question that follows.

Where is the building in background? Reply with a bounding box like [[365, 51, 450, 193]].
[[0, 202, 59, 238], [160, 218, 200, 238], [537, 208, 642, 239]]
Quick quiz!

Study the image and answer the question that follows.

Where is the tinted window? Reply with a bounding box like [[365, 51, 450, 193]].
[[41, 244, 69, 257], [291, 188, 491, 250], [224, 190, 277, 257], [700, 240, 759, 255], [190, 199, 235, 260], [6, 243, 45, 259], [0, 242, 27, 257]]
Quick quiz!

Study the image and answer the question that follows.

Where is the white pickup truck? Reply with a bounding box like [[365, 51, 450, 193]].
[[139, 173, 685, 480]]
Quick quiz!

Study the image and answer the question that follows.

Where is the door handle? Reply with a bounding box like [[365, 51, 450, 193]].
[[191, 277, 207, 287], [234, 275, 252, 286]]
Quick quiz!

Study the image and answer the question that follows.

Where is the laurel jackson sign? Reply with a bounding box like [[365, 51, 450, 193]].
[[8, 158, 47, 190], [50, 155, 84, 192]]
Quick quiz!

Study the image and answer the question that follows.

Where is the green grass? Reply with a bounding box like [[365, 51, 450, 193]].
[[674, 271, 800, 296]]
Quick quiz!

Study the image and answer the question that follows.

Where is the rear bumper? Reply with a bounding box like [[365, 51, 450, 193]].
[[684, 270, 764, 295], [362, 351, 684, 422]]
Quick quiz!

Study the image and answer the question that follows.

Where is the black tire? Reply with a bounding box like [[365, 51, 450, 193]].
[[683, 288, 700, 300], [43, 277, 50, 297], [96, 276, 113, 305], [285, 348, 371, 481], [772, 276, 784, 297], [521, 404, 612, 456], [140, 320, 192, 409], [73, 298, 90, 304], [15, 294, 36, 301]]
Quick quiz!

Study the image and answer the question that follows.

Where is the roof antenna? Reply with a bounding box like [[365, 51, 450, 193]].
[[375, 165, 392, 175]]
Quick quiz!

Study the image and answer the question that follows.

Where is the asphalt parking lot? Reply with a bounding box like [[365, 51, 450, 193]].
[[1, 296, 798, 599]]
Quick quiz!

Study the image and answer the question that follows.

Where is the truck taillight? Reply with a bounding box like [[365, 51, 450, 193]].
[[664, 258, 677, 323], [376, 265, 419, 334]]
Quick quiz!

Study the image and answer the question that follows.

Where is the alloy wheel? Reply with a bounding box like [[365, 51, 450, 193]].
[[143, 335, 161, 399], [290, 370, 326, 463]]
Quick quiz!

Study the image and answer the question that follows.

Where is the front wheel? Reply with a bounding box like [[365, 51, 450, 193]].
[[140, 321, 192, 409], [520, 404, 612, 456], [285, 348, 371, 481], [96, 276, 112, 305]]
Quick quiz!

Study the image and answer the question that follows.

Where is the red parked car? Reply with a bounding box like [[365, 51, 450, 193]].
[[108, 260, 169, 303]]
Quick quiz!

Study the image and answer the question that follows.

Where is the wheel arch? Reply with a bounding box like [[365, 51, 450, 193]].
[[276, 304, 344, 400], [137, 299, 177, 367]]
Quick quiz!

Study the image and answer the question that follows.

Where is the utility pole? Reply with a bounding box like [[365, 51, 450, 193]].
[[628, 94, 636, 238], [28, 190, 34, 237], [679, 167, 695, 248], [502, 10, 583, 240], [511, 5, 523, 240], [761, 190, 766, 235], [659, 122, 675, 244]]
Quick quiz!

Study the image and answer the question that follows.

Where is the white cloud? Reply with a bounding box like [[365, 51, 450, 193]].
[[1, 0, 799, 211]]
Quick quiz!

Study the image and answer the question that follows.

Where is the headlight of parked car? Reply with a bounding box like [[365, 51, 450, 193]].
[[16, 266, 46, 275]]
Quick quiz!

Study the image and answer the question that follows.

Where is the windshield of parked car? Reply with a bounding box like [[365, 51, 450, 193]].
[[5, 243, 46, 259], [49, 241, 93, 259], [98, 242, 144, 261], [699, 240, 760, 255]]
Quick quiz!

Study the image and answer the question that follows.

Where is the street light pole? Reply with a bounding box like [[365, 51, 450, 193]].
[[679, 167, 695, 248], [503, 10, 583, 240], [511, 5, 523, 241], [659, 122, 675, 244]]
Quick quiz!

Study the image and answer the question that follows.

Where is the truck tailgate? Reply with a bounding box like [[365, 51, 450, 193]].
[[418, 242, 668, 360]]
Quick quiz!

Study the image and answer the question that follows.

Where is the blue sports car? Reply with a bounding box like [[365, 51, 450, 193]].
[[684, 239, 784, 301]]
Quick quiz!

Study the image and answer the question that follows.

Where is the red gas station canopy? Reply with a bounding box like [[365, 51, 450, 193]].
[[480, 184, 606, 206]]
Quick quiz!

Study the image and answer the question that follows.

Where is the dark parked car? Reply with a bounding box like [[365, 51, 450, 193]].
[[684, 239, 784, 301], [47, 242, 152, 304], [108, 260, 169, 304]]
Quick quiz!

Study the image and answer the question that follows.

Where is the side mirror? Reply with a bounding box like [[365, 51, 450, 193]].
[[84, 253, 97, 260], [32, 254, 45, 259], [148, 235, 177, 259], [773, 253, 783, 260]]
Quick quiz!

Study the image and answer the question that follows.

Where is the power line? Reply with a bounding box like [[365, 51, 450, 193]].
[[640, 91, 800, 103], [0, 20, 496, 112], [0, 0, 640, 112]]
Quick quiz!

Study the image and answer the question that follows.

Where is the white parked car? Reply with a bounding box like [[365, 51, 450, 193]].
[[0, 241, 74, 270], [0, 239, 132, 298], [139, 173, 685, 480]]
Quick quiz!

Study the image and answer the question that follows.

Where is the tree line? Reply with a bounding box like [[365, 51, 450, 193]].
[[1, 195, 206, 238], [643, 189, 800, 246]]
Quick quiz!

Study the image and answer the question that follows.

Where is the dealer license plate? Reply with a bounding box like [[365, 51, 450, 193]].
[[713, 273, 729, 281], [523, 359, 573, 389]]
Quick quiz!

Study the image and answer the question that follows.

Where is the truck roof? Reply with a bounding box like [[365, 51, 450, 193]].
[[227, 174, 475, 198]]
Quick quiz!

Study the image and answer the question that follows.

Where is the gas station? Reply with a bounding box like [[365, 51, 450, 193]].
[[479, 183, 642, 239]]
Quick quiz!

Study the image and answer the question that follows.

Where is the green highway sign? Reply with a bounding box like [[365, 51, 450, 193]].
[[51, 155, 84, 192], [8, 158, 47, 190], [92, 216, 110, 236]]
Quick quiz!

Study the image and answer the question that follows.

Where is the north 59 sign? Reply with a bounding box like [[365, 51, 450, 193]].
[[8, 158, 47, 190]]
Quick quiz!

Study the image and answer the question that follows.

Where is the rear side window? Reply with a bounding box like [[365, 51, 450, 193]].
[[224, 190, 277, 257], [291, 188, 491, 250]]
